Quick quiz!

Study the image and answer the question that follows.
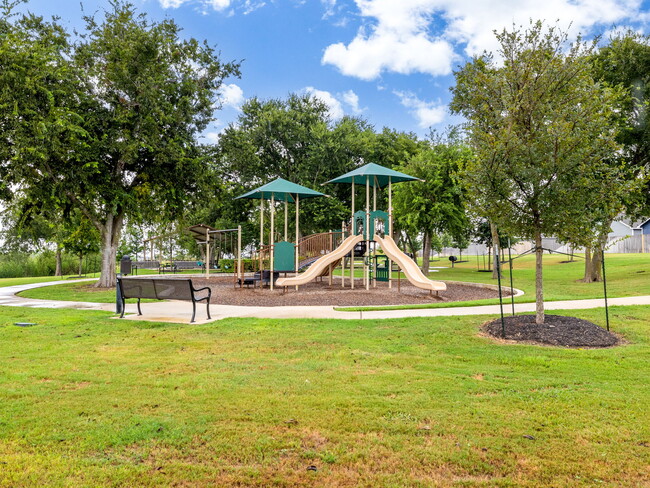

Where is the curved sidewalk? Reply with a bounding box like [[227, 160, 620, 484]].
[[1, 279, 649, 324]]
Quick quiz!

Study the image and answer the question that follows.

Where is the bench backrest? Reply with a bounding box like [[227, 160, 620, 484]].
[[154, 279, 193, 300], [120, 278, 158, 299], [132, 260, 160, 269], [119, 278, 193, 301]]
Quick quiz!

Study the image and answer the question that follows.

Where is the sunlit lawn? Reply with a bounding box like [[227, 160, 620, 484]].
[[17, 254, 650, 311], [0, 304, 648, 487]]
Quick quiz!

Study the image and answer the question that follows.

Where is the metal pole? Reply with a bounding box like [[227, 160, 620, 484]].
[[388, 177, 392, 289], [270, 193, 275, 290], [295, 194, 299, 291], [496, 243, 506, 338], [206, 230, 210, 279], [284, 195, 288, 242], [508, 239, 515, 316], [365, 176, 370, 291], [115, 274, 123, 314], [602, 249, 610, 331], [237, 225, 242, 284], [351, 178, 355, 289]]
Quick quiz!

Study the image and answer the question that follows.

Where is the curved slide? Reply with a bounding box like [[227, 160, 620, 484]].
[[276, 234, 364, 287], [374, 234, 446, 292]]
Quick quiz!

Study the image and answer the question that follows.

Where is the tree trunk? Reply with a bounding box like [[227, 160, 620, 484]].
[[583, 236, 608, 283], [535, 232, 544, 324], [96, 213, 124, 288], [78, 252, 83, 276], [54, 246, 63, 277], [582, 247, 592, 282], [490, 222, 500, 279], [421, 232, 431, 274]]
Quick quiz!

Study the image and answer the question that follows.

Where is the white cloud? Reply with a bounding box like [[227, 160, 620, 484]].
[[322, 0, 643, 79], [219, 83, 245, 109], [304, 87, 365, 119], [341, 90, 362, 114], [395, 90, 446, 128], [158, 0, 231, 11], [305, 87, 345, 119], [204, 131, 223, 144]]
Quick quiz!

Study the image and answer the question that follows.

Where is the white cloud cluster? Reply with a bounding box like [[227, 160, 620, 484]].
[[218, 83, 245, 109], [304, 87, 364, 119], [322, 0, 456, 80], [159, 0, 231, 11], [322, 0, 643, 80], [394, 91, 445, 128]]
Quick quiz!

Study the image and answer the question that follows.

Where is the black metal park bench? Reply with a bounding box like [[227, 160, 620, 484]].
[[117, 277, 212, 323]]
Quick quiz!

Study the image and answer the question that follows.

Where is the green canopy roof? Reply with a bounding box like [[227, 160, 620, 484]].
[[234, 177, 326, 202], [324, 162, 421, 188]]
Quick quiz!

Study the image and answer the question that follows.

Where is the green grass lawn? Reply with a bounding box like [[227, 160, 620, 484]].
[[18, 254, 650, 310], [338, 253, 650, 311], [0, 305, 648, 487], [0, 274, 99, 288]]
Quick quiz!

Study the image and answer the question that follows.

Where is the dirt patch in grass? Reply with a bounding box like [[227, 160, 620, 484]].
[[482, 314, 620, 348], [190, 276, 508, 307]]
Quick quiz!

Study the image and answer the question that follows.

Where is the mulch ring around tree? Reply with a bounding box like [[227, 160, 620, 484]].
[[482, 314, 620, 348]]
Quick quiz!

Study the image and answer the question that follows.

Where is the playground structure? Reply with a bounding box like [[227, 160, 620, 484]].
[[146, 164, 446, 296], [264, 163, 447, 294]]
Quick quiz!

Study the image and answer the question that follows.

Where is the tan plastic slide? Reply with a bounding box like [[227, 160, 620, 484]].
[[276, 234, 364, 287], [374, 234, 446, 292]]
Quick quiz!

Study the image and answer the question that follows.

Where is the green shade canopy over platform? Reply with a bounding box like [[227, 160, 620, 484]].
[[234, 177, 326, 202], [324, 162, 421, 188]]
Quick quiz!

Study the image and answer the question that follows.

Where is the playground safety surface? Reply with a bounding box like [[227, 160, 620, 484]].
[[191, 276, 509, 307]]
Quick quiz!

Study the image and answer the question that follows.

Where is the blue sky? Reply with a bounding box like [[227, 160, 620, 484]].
[[19, 0, 650, 141]]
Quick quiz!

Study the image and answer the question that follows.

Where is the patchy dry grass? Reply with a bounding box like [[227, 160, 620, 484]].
[[0, 305, 648, 486]]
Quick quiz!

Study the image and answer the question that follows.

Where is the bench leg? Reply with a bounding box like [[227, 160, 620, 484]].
[[206, 301, 211, 320], [137, 298, 142, 316], [119, 298, 126, 318], [191, 301, 196, 323]]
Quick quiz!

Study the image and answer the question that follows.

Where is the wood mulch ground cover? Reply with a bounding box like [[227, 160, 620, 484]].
[[190, 276, 509, 307], [482, 314, 619, 348]]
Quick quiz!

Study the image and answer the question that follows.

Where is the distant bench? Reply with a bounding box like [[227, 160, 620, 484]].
[[237, 270, 279, 288], [131, 260, 160, 275], [117, 277, 212, 323]]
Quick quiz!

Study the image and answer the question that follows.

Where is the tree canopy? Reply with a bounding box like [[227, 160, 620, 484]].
[[0, 1, 240, 286], [451, 22, 623, 323]]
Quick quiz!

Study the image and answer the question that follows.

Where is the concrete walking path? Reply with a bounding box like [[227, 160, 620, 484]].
[[1, 278, 649, 324]]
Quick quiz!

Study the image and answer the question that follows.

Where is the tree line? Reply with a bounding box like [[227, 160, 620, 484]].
[[1, 3, 649, 325]]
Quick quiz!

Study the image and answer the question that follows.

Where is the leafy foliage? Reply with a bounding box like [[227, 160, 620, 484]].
[[450, 21, 624, 322]]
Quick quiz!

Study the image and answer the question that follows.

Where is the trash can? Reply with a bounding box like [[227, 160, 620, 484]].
[[120, 255, 132, 276]]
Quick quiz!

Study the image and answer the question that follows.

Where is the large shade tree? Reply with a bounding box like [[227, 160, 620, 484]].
[[0, 1, 239, 286], [393, 132, 472, 273], [451, 22, 623, 324], [577, 32, 650, 282], [218, 94, 378, 236]]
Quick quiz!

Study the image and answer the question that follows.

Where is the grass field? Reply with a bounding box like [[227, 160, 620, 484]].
[[0, 304, 648, 487], [17, 254, 650, 309]]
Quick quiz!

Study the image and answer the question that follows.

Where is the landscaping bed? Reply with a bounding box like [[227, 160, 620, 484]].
[[483, 314, 619, 348]]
